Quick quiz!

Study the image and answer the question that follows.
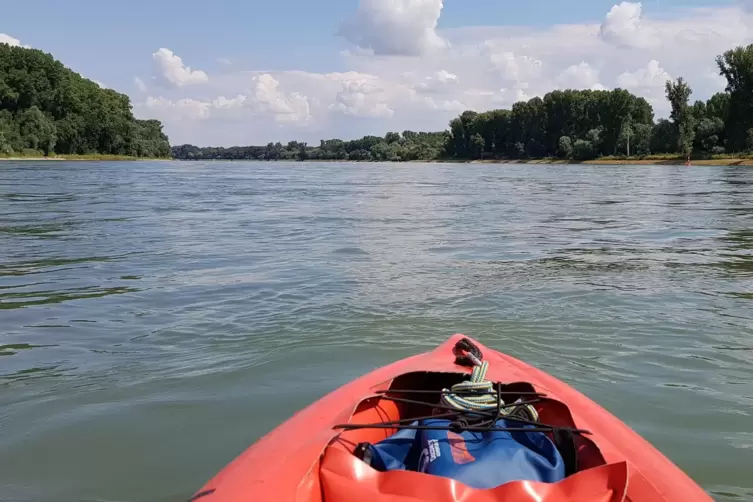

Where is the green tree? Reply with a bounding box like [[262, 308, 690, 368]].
[[0, 43, 170, 157], [618, 114, 633, 156], [650, 119, 677, 154], [385, 131, 400, 144], [0, 130, 11, 154], [716, 44, 753, 152], [573, 139, 596, 160], [630, 123, 652, 156], [665, 77, 696, 159], [705, 92, 730, 122], [18, 106, 56, 155], [470, 133, 485, 159], [695, 117, 725, 153], [557, 136, 573, 159]]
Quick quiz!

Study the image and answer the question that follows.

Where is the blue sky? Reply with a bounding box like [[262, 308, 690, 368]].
[[1, 0, 749, 146]]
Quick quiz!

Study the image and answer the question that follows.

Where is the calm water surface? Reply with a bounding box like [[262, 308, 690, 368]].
[[1, 161, 752, 501]]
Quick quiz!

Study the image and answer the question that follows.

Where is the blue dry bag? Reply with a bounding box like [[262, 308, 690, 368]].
[[360, 418, 565, 489]]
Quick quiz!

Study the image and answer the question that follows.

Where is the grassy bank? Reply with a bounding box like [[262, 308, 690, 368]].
[[465, 155, 753, 166], [4, 152, 753, 166], [0, 153, 170, 161]]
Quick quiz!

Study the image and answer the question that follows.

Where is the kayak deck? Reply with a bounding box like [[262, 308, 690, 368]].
[[190, 334, 712, 501]]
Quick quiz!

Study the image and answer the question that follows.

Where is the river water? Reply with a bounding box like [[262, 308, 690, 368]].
[[1, 161, 752, 501]]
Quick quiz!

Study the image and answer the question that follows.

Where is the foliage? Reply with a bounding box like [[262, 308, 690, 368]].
[[440, 88, 655, 160], [573, 139, 597, 161], [664, 77, 695, 158], [171, 44, 753, 162], [557, 136, 573, 159], [716, 44, 753, 152], [172, 131, 450, 162], [0, 43, 170, 157]]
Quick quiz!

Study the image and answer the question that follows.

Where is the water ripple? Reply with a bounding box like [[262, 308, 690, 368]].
[[0, 162, 752, 501]]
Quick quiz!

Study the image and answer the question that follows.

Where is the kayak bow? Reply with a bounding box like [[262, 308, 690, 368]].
[[190, 334, 712, 502]]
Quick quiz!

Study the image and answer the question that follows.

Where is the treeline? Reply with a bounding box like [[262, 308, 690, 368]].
[[443, 44, 751, 161], [174, 43, 753, 163], [446, 87, 729, 161], [0, 43, 171, 157], [172, 131, 449, 162]]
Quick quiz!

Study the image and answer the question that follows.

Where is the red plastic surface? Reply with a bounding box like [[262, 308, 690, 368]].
[[190, 334, 713, 502], [320, 447, 629, 502]]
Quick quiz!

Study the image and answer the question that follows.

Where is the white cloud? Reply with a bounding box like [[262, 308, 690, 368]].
[[152, 48, 209, 88], [423, 97, 466, 112], [132, 2, 753, 146], [338, 0, 448, 56], [331, 77, 395, 118], [134, 77, 148, 93], [493, 85, 533, 108], [599, 2, 660, 49], [93, 80, 107, 89], [251, 74, 311, 123], [617, 60, 671, 90], [212, 94, 247, 110], [555, 62, 606, 91], [412, 70, 459, 93], [142, 94, 252, 124], [217, 57, 232, 65], [0, 33, 30, 48], [616, 59, 674, 110], [144, 97, 212, 121], [489, 51, 544, 83]]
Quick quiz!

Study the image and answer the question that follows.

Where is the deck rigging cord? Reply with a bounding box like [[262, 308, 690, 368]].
[[332, 338, 587, 434], [440, 358, 540, 422]]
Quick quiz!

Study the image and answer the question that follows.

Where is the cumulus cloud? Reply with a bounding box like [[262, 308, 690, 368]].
[[338, 0, 448, 56], [0, 33, 30, 48], [134, 2, 753, 145], [212, 94, 247, 110], [142, 94, 252, 123], [616, 59, 673, 108], [251, 74, 311, 123], [331, 77, 395, 118], [145, 97, 212, 121], [134, 77, 148, 93], [152, 48, 209, 88], [493, 85, 533, 108], [617, 60, 672, 90], [599, 2, 660, 49], [489, 51, 544, 83], [413, 70, 459, 93], [423, 97, 466, 112], [555, 62, 606, 91]]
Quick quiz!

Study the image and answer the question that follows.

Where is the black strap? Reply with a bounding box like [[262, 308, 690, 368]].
[[552, 429, 578, 476], [188, 489, 216, 501], [452, 338, 483, 367], [354, 442, 374, 467]]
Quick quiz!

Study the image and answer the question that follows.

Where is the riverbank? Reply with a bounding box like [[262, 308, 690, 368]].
[[0, 154, 170, 161], [4, 154, 753, 166], [465, 155, 753, 166], [316, 156, 753, 166]]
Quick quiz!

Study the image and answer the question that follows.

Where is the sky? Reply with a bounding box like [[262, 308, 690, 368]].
[[2, 0, 753, 147]]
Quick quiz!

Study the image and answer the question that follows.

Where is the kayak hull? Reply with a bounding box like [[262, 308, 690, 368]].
[[190, 334, 712, 502]]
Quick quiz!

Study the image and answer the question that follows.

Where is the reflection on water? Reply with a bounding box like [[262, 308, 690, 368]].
[[0, 161, 752, 501], [0, 286, 139, 309]]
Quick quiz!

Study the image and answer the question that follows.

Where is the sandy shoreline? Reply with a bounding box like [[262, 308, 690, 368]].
[[2, 156, 753, 166], [465, 158, 753, 166], [0, 156, 66, 161], [0, 156, 170, 162]]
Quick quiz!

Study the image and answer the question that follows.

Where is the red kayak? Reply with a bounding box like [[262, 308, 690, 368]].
[[190, 334, 712, 502]]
